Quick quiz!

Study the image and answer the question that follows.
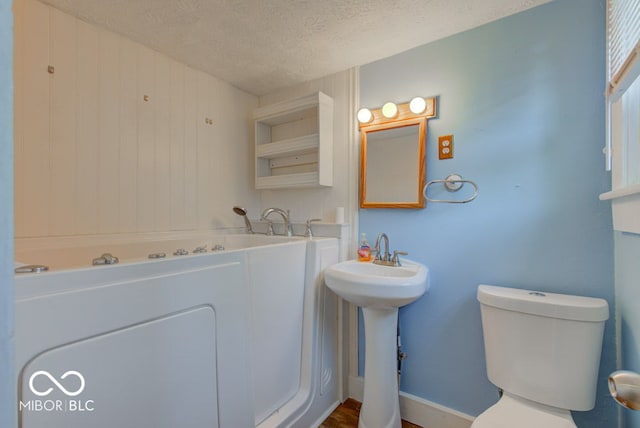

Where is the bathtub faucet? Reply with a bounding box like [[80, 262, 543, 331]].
[[260, 207, 293, 237]]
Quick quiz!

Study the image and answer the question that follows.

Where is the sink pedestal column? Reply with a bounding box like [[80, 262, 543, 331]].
[[359, 306, 401, 428]]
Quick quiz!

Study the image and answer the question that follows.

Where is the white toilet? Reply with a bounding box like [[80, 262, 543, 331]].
[[473, 284, 609, 428]]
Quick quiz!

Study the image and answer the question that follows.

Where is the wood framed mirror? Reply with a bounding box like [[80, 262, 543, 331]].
[[359, 98, 436, 209]]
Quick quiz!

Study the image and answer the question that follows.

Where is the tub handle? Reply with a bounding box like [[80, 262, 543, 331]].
[[305, 218, 322, 239], [15, 264, 49, 274], [92, 253, 119, 265], [148, 252, 166, 259]]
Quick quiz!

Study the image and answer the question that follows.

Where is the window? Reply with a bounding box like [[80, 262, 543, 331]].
[[600, 0, 640, 233], [621, 76, 640, 186]]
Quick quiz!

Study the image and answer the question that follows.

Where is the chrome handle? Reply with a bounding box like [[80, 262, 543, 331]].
[[148, 252, 166, 259], [610, 370, 640, 410], [15, 264, 49, 274], [391, 251, 408, 266], [92, 253, 119, 265], [305, 218, 322, 238]]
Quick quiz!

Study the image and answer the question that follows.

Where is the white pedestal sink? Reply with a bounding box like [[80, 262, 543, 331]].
[[324, 259, 429, 428]]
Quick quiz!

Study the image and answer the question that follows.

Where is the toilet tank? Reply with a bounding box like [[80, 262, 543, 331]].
[[477, 284, 609, 411]]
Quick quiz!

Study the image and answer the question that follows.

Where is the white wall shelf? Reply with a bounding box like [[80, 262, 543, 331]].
[[254, 91, 333, 189], [255, 134, 319, 158]]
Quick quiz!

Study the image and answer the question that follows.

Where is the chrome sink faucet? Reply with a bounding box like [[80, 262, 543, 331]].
[[374, 233, 408, 267], [260, 207, 293, 237], [374, 233, 391, 263]]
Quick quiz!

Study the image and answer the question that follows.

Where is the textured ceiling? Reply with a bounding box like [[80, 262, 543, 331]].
[[40, 0, 550, 96]]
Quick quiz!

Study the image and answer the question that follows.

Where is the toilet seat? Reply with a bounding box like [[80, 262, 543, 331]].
[[471, 393, 576, 428]]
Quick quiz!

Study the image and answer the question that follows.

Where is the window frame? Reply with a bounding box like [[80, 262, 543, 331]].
[[600, 0, 640, 234]]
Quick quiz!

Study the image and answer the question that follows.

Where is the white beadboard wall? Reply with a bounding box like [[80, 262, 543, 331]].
[[14, 0, 260, 238]]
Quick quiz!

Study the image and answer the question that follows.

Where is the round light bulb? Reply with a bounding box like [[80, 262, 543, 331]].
[[381, 102, 398, 118], [409, 97, 427, 114], [357, 108, 373, 123]]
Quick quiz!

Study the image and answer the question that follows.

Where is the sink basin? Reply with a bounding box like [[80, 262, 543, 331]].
[[324, 259, 428, 308]]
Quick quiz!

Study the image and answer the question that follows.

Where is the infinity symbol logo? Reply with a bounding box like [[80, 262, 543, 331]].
[[29, 371, 85, 397]]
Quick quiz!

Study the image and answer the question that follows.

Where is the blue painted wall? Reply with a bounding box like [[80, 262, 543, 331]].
[[615, 231, 640, 428], [359, 0, 617, 425]]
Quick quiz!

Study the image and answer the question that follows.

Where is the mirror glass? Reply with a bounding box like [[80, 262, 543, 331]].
[[360, 118, 426, 208]]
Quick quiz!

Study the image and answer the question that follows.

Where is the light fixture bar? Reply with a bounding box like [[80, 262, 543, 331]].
[[357, 97, 437, 127]]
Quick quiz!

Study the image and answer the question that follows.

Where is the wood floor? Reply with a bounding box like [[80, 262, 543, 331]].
[[319, 399, 422, 428]]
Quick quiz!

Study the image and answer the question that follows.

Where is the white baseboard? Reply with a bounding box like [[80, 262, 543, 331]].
[[348, 376, 474, 428]]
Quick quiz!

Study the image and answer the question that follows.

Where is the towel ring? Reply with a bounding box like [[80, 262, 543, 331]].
[[423, 174, 479, 204]]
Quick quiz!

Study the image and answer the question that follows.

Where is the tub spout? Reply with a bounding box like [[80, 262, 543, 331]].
[[261, 208, 293, 237]]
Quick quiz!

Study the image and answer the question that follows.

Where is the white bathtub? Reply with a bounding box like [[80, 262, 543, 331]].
[[14, 234, 340, 428]]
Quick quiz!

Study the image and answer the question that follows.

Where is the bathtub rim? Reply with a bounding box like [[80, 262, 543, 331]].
[[15, 232, 314, 273]]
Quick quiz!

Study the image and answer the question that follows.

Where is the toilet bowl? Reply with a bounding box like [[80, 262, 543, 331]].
[[472, 285, 609, 428], [472, 393, 576, 428]]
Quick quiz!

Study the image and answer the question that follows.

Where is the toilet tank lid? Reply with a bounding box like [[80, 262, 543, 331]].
[[477, 285, 609, 322]]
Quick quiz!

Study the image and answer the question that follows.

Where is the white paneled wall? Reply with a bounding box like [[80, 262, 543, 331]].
[[14, 0, 259, 238]]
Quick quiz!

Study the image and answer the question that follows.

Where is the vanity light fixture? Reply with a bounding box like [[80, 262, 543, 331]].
[[409, 97, 427, 114], [357, 108, 373, 124], [381, 102, 398, 118], [357, 96, 436, 125]]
